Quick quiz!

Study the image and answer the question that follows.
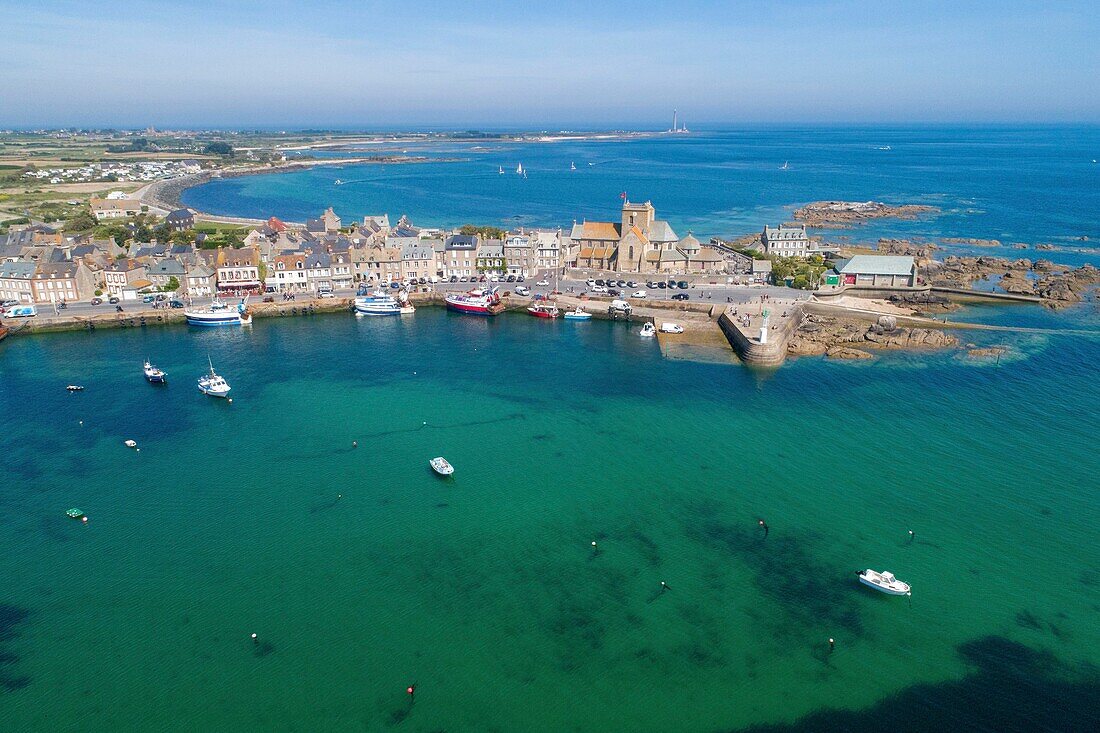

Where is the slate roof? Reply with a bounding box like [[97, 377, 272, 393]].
[[838, 255, 915, 276]]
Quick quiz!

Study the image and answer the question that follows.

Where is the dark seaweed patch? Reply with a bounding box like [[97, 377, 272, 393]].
[[724, 636, 1100, 733], [1015, 610, 1043, 630], [681, 503, 863, 635], [0, 603, 31, 692]]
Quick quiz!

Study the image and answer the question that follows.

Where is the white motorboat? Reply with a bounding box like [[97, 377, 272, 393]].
[[429, 457, 454, 476], [124, 440, 137, 449], [858, 569, 911, 596], [563, 307, 592, 321], [143, 360, 166, 383], [197, 358, 231, 398], [659, 322, 684, 334], [354, 290, 400, 315], [66, 385, 84, 392], [639, 322, 656, 337]]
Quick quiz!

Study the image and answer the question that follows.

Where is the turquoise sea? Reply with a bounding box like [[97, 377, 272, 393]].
[[1, 308, 1098, 731], [182, 125, 1100, 266]]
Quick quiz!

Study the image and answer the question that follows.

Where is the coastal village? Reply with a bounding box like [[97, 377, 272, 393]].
[[3, 189, 1099, 365]]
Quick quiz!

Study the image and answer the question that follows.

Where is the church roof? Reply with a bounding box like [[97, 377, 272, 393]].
[[571, 221, 620, 241]]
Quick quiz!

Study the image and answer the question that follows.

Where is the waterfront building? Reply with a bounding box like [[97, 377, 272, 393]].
[[90, 197, 143, 220], [444, 234, 478, 278], [534, 230, 562, 272], [104, 259, 148, 297], [147, 258, 186, 290], [272, 253, 307, 292], [331, 252, 353, 290], [400, 240, 436, 280], [761, 224, 810, 257], [31, 261, 95, 303], [353, 245, 402, 283], [0, 261, 36, 304], [184, 263, 216, 298], [476, 240, 505, 275], [836, 255, 917, 287], [751, 259, 773, 283], [304, 252, 333, 292], [503, 233, 535, 277], [215, 247, 263, 295], [164, 209, 195, 232]]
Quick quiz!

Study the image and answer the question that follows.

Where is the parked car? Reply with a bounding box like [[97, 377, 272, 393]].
[[595, 279, 605, 286], [169, 300, 184, 308], [586, 279, 597, 288], [631, 290, 647, 298], [616, 280, 626, 287], [262, 296, 275, 303], [659, 322, 685, 334], [108, 296, 120, 304], [0, 299, 17, 308], [678, 281, 689, 289], [155, 293, 167, 301], [6, 304, 37, 318], [390, 282, 402, 289], [516, 275, 525, 282], [626, 281, 637, 288], [536, 279, 550, 287], [507, 275, 517, 282], [608, 288, 622, 297], [514, 285, 531, 296], [671, 293, 690, 301], [318, 290, 335, 298], [418, 277, 427, 284], [450, 275, 458, 283], [589, 285, 609, 294], [142, 294, 155, 303], [459, 276, 469, 282], [90, 297, 103, 306], [657, 281, 667, 289]]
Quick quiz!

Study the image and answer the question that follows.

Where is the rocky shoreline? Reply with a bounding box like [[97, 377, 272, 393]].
[[922, 256, 1100, 308], [794, 200, 938, 228], [788, 313, 958, 359]]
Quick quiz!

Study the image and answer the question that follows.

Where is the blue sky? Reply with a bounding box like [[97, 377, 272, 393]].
[[1, 0, 1097, 128]]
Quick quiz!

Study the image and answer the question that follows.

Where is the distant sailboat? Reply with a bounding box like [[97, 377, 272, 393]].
[[334, 179, 343, 185], [498, 165, 505, 174], [516, 163, 524, 175], [570, 161, 577, 171], [780, 161, 789, 170]]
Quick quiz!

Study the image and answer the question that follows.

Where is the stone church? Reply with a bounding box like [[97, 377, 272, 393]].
[[571, 200, 685, 274]]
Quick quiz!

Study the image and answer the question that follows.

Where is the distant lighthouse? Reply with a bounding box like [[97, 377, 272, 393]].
[[672, 109, 678, 132]]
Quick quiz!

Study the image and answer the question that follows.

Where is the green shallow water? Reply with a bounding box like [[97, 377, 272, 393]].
[[1, 309, 1098, 731]]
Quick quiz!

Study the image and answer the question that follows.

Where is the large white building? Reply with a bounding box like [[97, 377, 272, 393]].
[[761, 224, 810, 257]]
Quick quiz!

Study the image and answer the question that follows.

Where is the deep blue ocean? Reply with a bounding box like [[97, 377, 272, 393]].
[[183, 125, 1100, 265]]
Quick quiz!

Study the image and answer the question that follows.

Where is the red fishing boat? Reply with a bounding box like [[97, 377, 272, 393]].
[[444, 287, 504, 316], [526, 302, 559, 319]]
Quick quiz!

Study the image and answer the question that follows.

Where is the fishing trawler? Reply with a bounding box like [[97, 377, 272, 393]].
[[143, 360, 166, 383], [197, 358, 231, 398], [185, 296, 252, 326], [526, 302, 559, 319], [444, 287, 504, 316]]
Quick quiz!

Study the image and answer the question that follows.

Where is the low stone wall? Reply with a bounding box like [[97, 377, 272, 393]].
[[718, 305, 804, 367]]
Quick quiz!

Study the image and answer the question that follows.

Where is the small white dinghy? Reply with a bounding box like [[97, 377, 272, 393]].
[[639, 322, 656, 337], [858, 569, 911, 596], [429, 457, 454, 476]]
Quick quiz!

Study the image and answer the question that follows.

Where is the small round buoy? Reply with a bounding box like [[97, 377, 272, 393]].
[[136, 448, 140, 452], [82, 516, 88, 523], [79, 420, 83, 426], [591, 541, 597, 547], [352, 441, 358, 448], [227, 398, 233, 404], [829, 637, 835, 651], [251, 633, 258, 643]]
